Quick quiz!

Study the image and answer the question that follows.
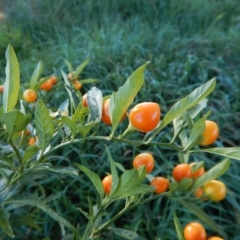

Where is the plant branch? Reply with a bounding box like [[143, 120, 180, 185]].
[[93, 192, 169, 236], [43, 135, 184, 159], [9, 139, 23, 169]]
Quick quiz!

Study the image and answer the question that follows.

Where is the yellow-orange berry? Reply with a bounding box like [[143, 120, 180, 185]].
[[102, 175, 112, 195], [150, 177, 169, 194], [0, 85, 4, 93], [73, 80, 82, 90], [23, 89, 37, 103]]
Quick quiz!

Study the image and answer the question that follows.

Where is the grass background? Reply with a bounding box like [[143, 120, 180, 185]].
[[0, 0, 240, 239]]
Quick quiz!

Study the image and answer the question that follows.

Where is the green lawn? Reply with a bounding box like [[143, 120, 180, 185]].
[[0, 0, 240, 239]]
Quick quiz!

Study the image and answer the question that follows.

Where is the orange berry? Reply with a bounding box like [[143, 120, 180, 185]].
[[73, 80, 82, 90], [203, 180, 226, 202], [184, 222, 207, 240], [194, 188, 208, 201], [82, 94, 88, 107], [172, 163, 192, 182], [25, 129, 30, 135], [190, 163, 205, 179], [101, 98, 126, 125], [67, 72, 77, 81], [28, 137, 36, 146], [133, 153, 154, 173], [39, 80, 53, 91], [101, 99, 112, 125], [151, 177, 169, 194], [129, 102, 161, 133], [50, 76, 57, 85], [200, 120, 219, 146], [102, 175, 112, 195], [19, 129, 30, 136], [23, 89, 37, 103], [0, 85, 4, 93]]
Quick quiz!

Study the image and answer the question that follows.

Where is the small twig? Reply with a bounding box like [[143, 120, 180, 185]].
[[9, 139, 23, 170], [93, 192, 169, 236]]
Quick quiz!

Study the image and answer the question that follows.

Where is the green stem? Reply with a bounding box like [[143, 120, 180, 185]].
[[112, 138, 183, 151], [117, 122, 135, 140], [84, 204, 104, 239], [93, 206, 128, 236], [145, 141, 184, 152], [42, 136, 110, 158], [82, 220, 93, 239], [43, 136, 184, 159], [9, 169, 31, 185], [9, 139, 23, 170], [93, 192, 169, 236]]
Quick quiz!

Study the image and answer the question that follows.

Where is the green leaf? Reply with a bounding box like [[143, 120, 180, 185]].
[[22, 145, 38, 164], [111, 227, 147, 240], [3, 110, 31, 140], [178, 152, 189, 164], [179, 200, 227, 239], [35, 100, 54, 153], [112, 168, 153, 199], [59, 99, 69, 116], [183, 110, 211, 151], [0, 159, 16, 172], [117, 169, 138, 189], [187, 98, 208, 119], [62, 116, 77, 137], [0, 106, 4, 122], [172, 115, 185, 143], [169, 182, 178, 193], [76, 122, 96, 141], [0, 207, 14, 237], [64, 59, 73, 75], [35, 165, 78, 176], [45, 193, 62, 204], [30, 61, 43, 89], [75, 59, 90, 76], [109, 62, 150, 137], [87, 87, 103, 122], [147, 78, 216, 142], [137, 166, 147, 183], [189, 158, 230, 193], [191, 147, 240, 161], [61, 70, 79, 111], [65, 84, 79, 111], [115, 184, 154, 200], [105, 145, 119, 196], [34, 76, 52, 90], [179, 129, 188, 149], [79, 78, 98, 84], [76, 207, 89, 219], [11, 112, 32, 132], [114, 162, 126, 172], [19, 100, 26, 114], [72, 102, 89, 124], [173, 213, 184, 240], [10, 214, 41, 231], [185, 112, 194, 129], [179, 179, 192, 192], [190, 161, 204, 173], [169, 178, 192, 192], [5, 198, 77, 234], [74, 163, 104, 201], [88, 197, 93, 217], [3, 44, 20, 113], [62, 69, 71, 87]]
